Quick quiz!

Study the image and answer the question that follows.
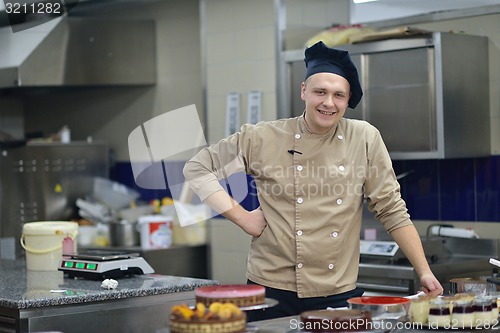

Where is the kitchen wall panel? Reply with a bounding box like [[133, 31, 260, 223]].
[[284, 0, 350, 50], [394, 156, 500, 223], [204, 0, 277, 144], [23, 0, 204, 162], [202, 0, 276, 283]]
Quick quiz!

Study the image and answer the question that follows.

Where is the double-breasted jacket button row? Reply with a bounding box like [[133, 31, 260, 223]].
[[294, 132, 341, 272]]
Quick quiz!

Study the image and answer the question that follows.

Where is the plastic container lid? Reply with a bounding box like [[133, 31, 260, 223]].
[[22, 221, 78, 235], [348, 296, 410, 305]]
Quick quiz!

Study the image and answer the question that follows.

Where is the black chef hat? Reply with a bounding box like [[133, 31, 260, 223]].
[[304, 41, 363, 109]]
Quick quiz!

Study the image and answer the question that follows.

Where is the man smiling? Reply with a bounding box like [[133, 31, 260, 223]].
[[301, 72, 350, 134], [184, 41, 443, 321]]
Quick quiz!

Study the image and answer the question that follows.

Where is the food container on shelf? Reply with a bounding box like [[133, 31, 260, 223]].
[[109, 219, 139, 247]]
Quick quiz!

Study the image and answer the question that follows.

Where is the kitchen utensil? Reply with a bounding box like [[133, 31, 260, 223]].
[[347, 296, 410, 320], [486, 277, 500, 289], [449, 277, 494, 294], [109, 219, 139, 247], [76, 198, 113, 223], [490, 258, 500, 268], [93, 177, 139, 210]]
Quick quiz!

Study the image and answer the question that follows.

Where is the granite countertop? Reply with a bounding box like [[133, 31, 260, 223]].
[[0, 259, 218, 310]]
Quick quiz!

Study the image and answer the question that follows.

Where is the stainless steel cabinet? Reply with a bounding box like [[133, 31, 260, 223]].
[[362, 47, 436, 155], [0, 142, 109, 259], [282, 32, 490, 159]]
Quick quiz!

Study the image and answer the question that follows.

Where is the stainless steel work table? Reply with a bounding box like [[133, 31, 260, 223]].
[[0, 259, 218, 333]]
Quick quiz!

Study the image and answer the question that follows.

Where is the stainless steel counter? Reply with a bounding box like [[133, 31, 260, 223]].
[[0, 259, 218, 333], [358, 238, 498, 296]]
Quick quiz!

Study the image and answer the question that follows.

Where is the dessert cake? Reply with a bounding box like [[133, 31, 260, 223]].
[[300, 309, 372, 332], [409, 293, 499, 328], [408, 295, 437, 324], [195, 284, 266, 307], [169, 302, 246, 333]]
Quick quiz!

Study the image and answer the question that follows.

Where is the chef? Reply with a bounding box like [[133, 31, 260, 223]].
[[183, 41, 444, 321]]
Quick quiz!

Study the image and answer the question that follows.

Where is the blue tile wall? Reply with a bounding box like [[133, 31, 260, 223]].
[[113, 155, 500, 222], [393, 155, 500, 222], [475, 156, 500, 221], [110, 162, 172, 204], [393, 159, 440, 220], [111, 162, 259, 212]]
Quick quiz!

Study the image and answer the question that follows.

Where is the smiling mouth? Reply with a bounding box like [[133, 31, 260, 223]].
[[318, 109, 335, 116]]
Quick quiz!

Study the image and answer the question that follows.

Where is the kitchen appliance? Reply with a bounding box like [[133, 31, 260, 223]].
[[58, 250, 154, 280], [360, 240, 400, 258], [282, 32, 490, 159], [357, 238, 499, 296], [0, 16, 156, 88], [0, 141, 109, 259]]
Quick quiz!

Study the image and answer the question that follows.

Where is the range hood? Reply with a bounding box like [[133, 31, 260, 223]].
[[0, 16, 156, 88]]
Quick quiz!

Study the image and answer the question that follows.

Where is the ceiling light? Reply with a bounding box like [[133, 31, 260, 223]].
[[353, 0, 378, 4]]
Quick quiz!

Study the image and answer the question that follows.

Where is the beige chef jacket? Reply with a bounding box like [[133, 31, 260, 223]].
[[183, 115, 412, 298]]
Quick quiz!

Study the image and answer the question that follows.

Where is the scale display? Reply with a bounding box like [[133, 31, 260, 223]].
[[58, 250, 154, 280], [360, 240, 400, 257]]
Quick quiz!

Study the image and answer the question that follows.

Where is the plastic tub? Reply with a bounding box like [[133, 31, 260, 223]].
[[138, 215, 173, 249], [20, 221, 78, 271]]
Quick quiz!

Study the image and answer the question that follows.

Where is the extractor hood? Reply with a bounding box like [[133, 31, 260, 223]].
[[0, 16, 156, 88]]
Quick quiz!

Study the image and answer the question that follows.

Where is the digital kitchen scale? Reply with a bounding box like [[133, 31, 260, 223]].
[[58, 250, 155, 280], [360, 240, 400, 257], [360, 239, 448, 262]]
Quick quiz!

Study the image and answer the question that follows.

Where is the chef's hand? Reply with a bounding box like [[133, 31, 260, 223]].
[[239, 207, 267, 237], [419, 273, 444, 296], [203, 191, 267, 236]]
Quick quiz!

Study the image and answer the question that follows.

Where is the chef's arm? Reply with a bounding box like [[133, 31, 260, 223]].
[[390, 225, 444, 296], [183, 124, 266, 236], [203, 190, 267, 237]]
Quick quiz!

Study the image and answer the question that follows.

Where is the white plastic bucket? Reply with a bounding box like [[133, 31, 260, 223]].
[[20, 221, 78, 271], [138, 215, 172, 249]]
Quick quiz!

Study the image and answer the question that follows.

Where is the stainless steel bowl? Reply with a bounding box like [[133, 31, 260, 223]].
[[109, 219, 139, 247]]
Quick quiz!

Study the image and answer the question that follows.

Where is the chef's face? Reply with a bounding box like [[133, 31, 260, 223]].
[[300, 72, 351, 134]]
